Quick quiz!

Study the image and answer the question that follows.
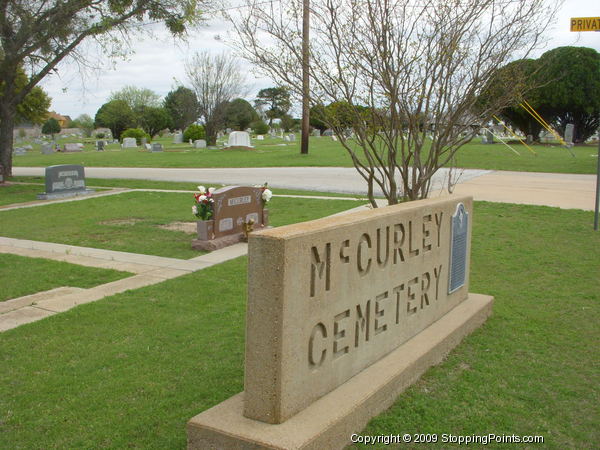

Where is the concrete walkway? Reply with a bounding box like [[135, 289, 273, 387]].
[[13, 166, 597, 211], [0, 237, 248, 332]]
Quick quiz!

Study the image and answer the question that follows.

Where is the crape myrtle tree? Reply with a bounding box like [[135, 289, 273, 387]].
[[186, 51, 247, 145], [0, 0, 206, 179], [227, 0, 560, 205]]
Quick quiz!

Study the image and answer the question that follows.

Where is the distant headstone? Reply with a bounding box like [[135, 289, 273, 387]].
[[284, 135, 290, 142], [323, 129, 334, 136], [24, 144, 33, 150], [227, 131, 252, 148], [63, 143, 82, 152], [226, 128, 233, 134], [173, 133, 183, 144], [485, 129, 494, 144], [288, 134, 296, 142], [256, 135, 264, 140], [194, 139, 207, 148], [37, 164, 94, 200], [144, 143, 152, 150], [151, 143, 163, 152], [41, 143, 54, 154], [312, 129, 321, 137], [96, 140, 105, 151], [564, 124, 574, 144], [331, 135, 338, 141], [141, 137, 147, 146], [217, 131, 224, 139], [122, 137, 137, 148], [13, 147, 26, 155]]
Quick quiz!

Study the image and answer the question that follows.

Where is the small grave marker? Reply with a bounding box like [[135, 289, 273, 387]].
[[122, 137, 137, 148], [151, 143, 163, 152], [194, 139, 207, 148], [63, 143, 82, 152], [37, 164, 94, 200], [41, 143, 54, 154]]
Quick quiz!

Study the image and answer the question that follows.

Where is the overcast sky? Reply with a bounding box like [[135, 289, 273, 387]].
[[39, 0, 600, 119]]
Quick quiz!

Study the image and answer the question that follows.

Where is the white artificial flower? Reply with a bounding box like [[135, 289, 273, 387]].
[[199, 194, 207, 201], [192, 205, 198, 215], [209, 198, 215, 203], [262, 189, 273, 202], [208, 187, 215, 194], [197, 185, 206, 194]]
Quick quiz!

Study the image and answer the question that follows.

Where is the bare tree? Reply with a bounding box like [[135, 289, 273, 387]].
[[0, 0, 207, 179], [185, 51, 247, 145], [227, 0, 560, 205]]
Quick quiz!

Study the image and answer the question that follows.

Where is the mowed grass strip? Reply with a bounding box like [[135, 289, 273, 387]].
[[0, 191, 361, 259], [11, 135, 596, 174], [9, 176, 368, 199], [0, 183, 42, 206], [0, 203, 597, 449], [0, 254, 132, 301]]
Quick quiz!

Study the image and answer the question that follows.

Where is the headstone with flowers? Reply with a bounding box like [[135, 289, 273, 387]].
[[191, 184, 273, 251]]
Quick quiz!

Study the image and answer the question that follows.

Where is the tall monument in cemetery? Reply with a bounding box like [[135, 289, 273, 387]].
[[188, 196, 494, 449]]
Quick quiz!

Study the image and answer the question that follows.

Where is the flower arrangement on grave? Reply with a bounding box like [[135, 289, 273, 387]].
[[259, 182, 273, 205], [192, 185, 215, 220]]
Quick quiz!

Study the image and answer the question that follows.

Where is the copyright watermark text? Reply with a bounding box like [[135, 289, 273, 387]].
[[350, 433, 544, 445]]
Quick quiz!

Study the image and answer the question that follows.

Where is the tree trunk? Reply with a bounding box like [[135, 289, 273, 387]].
[[0, 101, 16, 180]]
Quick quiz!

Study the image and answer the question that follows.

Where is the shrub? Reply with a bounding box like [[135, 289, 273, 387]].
[[121, 128, 151, 145], [96, 132, 105, 139], [251, 120, 269, 135], [183, 124, 205, 142]]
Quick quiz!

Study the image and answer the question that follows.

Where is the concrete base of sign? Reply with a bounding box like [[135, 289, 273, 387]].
[[187, 293, 493, 450], [36, 189, 95, 200]]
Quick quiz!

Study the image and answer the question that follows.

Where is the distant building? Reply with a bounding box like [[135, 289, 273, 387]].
[[47, 111, 71, 128]]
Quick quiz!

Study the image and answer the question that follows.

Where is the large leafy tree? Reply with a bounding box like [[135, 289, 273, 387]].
[[164, 86, 199, 130], [41, 117, 61, 139], [94, 100, 134, 140], [0, 0, 204, 179], [139, 106, 172, 138], [109, 85, 161, 127], [255, 87, 291, 126], [491, 47, 600, 143], [537, 46, 600, 143], [3, 66, 51, 128], [224, 98, 259, 130]]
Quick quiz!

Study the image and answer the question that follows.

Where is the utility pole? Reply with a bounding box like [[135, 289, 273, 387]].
[[300, 0, 310, 155]]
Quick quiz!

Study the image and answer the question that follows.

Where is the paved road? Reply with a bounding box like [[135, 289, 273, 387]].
[[14, 166, 597, 210]]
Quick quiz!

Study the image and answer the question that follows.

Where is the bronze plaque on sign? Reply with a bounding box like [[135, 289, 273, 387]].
[[212, 186, 267, 238]]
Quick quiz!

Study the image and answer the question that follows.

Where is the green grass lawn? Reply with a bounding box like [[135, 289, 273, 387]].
[[0, 183, 42, 206], [10, 135, 597, 174], [0, 203, 597, 449], [0, 191, 360, 258], [0, 254, 132, 301]]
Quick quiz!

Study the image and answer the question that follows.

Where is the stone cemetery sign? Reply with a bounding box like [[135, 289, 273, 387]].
[[192, 186, 269, 251], [188, 196, 494, 448], [37, 165, 94, 200]]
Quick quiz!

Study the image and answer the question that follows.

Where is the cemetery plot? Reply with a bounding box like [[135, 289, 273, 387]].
[[0, 191, 359, 259], [0, 253, 132, 302]]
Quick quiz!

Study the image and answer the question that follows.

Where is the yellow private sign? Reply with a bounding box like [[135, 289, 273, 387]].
[[570, 17, 600, 32]]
